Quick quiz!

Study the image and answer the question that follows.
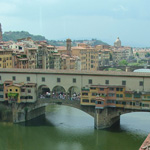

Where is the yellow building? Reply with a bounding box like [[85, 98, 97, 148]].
[[72, 47, 98, 71], [80, 84, 150, 110], [0, 49, 13, 68], [7, 84, 22, 103]]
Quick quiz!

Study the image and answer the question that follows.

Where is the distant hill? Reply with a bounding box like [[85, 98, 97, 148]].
[[3, 31, 47, 42], [2, 31, 109, 46]]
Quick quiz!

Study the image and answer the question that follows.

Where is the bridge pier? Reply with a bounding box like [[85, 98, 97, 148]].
[[95, 108, 120, 129], [12, 103, 46, 123]]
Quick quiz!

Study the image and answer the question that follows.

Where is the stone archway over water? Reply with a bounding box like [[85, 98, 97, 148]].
[[38, 85, 50, 98], [67, 86, 80, 100], [52, 86, 66, 99]]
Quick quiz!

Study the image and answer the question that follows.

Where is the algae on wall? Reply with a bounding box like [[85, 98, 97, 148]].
[[0, 104, 13, 122]]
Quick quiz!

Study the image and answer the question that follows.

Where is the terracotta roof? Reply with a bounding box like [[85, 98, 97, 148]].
[[139, 134, 150, 150]]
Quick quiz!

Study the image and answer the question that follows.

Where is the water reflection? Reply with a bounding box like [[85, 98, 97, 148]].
[[0, 105, 149, 150]]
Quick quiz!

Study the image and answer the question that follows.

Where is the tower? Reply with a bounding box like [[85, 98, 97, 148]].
[[0, 23, 2, 41], [114, 37, 121, 48], [66, 38, 72, 56]]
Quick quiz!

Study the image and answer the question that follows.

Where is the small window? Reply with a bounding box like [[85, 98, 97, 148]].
[[122, 81, 126, 86], [57, 78, 61, 83], [73, 78, 76, 83], [21, 89, 25, 92], [139, 81, 143, 86], [27, 77, 30, 81], [0, 95, 3, 98], [100, 88, 104, 91], [91, 99, 95, 103], [105, 80, 109, 85], [109, 88, 114, 91], [82, 99, 89, 102], [28, 89, 31, 93], [12, 76, 16, 81], [10, 89, 12, 92], [16, 89, 18, 92], [42, 77, 45, 82], [0, 76, 1, 80], [89, 79, 92, 84]]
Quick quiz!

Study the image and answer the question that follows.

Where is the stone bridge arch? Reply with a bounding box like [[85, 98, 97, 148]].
[[52, 85, 66, 99], [38, 84, 51, 98], [67, 86, 81, 100]]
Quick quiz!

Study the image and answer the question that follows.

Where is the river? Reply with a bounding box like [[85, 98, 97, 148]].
[[0, 105, 150, 150]]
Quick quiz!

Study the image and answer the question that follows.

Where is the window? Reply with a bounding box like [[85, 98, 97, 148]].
[[28, 89, 31, 93], [105, 80, 109, 85], [89, 79, 92, 84], [42, 77, 45, 82], [16, 89, 18, 92], [122, 80, 126, 86], [100, 88, 104, 91], [10, 89, 12, 92], [120, 94, 123, 98], [108, 93, 115, 97], [139, 81, 143, 86], [57, 78, 61, 82], [109, 88, 114, 91], [12, 76, 16, 81], [91, 99, 95, 103], [0, 95, 3, 98], [82, 99, 89, 102], [21, 89, 25, 92], [134, 93, 141, 98], [116, 94, 119, 98], [82, 93, 88, 96], [0, 76, 1, 80], [98, 101, 103, 104], [27, 77, 30, 81], [28, 96, 33, 99], [92, 93, 97, 96], [73, 78, 76, 83], [125, 94, 132, 97]]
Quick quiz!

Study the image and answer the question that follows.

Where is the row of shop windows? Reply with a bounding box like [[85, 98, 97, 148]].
[[20, 96, 33, 99], [82, 92, 144, 98], [82, 99, 149, 107]]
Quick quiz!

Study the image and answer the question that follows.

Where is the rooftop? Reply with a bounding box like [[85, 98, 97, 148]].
[[1, 68, 150, 78]]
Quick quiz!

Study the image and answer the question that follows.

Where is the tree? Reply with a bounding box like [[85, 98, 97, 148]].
[[136, 52, 139, 57], [145, 52, 150, 57], [118, 60, 128, 66]]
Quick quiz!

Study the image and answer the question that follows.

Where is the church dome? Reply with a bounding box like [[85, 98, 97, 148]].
[[114, 37, 121, 47], [115, 37, 121, 42]]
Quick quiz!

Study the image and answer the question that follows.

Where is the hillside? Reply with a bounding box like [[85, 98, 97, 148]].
[[2, 31, 108, 46], [3, 31, 46, 42]]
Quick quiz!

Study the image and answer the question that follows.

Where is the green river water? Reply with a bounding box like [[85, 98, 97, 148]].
[[0, 105, 149, 150]]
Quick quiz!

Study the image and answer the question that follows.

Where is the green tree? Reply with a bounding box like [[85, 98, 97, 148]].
[[145, 52, 150, 57], [118, 60, 128, 66], [136, 52, 139, 57]]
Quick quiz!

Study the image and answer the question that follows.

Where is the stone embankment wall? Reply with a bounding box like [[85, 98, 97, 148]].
[[0, 104, 13, 122]]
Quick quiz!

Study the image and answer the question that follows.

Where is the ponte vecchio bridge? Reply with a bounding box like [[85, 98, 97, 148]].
[[0, 68, 150, 129]]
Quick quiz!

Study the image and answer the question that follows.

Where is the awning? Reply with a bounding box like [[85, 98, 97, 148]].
[[8, 93, 18, 97]]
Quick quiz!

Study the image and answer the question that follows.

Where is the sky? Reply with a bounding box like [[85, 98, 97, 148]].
[[0, 0, 150, 47]]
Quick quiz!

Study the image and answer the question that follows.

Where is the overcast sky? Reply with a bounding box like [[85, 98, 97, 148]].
[[0, 0, 150, 47]]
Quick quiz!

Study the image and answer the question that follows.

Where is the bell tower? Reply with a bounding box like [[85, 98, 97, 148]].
[[0, 23, 2, 41], [66, 38, 72, 56]]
